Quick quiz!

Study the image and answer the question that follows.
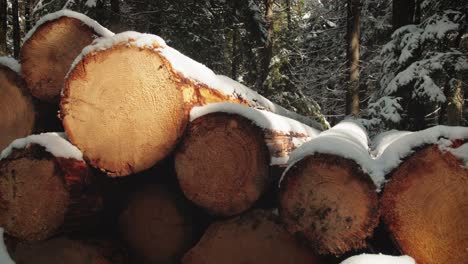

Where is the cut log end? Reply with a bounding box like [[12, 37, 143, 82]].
[[0, 144, 101, 241], [21, 17, 97, 102], [182, 210, 322, 264], [381, 145, 468, 264], [0, 65, 35, 150], [175, 113, 270, 216], [279, 154, 379, 255], [61, 46, 186, 176], [119, 185, 195, 263]]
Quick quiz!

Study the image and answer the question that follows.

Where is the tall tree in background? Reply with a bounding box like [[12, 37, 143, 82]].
[[12, 0, 21, 58], [346, 0, 361, 116], [110, 0, 123, 33], [0, 0, 6, 55], [261, 0, 274, 94], [392, 0, 416, 29]]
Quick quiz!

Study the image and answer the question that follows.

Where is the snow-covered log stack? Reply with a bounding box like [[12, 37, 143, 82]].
[[374, 127, 468, 264], [0, 133, 102, 242], [0, 58, 35, 151], [61, 31, 321, 177], [279, 121, 380, 255], [174, 103, 319, 216]]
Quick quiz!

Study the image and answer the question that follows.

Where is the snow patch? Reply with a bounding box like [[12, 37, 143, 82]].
[[68, 32, 322, 129], [0, 228, 14, 264], [0, 133, 83, 161], [340, 254, 415, 264], [190, 103, 319, 165], [0, 57, 21, 73], [23, 10, 114, 44], [447, 143, 468, 167]]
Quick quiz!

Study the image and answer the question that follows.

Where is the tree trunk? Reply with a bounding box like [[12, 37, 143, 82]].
[[12, 0, 21, 59], [392, 0, 415, 30], [0, 139, 102, 242], [109, 0, 123, 33], [0, 0, 7, 55], [119, 185, 196, 263], [0, 62, 35, 151], [21, 13, 112, 102], [446, 79, 464, 126], [231, 28, 240, 79], [24, 0, 32, 32], [182, 210, 322, 264], [279, 154, 379, 255], [61, 32, 320, 177], [380, 145, 468, 264], [261, 0, 274, 93], [346, 0, 360, 116]]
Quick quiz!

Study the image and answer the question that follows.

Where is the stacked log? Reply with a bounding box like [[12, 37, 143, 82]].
[[175, 103, 318, 216], [182, 210, 322, 264], [61, 31, 321, 177], [0, 57, 35, 150], [0, 133, 102, 241], [375, 127, 468, 264], [279, 121, 380, 255]]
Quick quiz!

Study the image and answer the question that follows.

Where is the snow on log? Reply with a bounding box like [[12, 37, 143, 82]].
[[279, 120, 379, 255], [380, 141, 468, 264], [119, 185, 195, 263], [182, 210, 322, 264], [340, 254, 415, 264], [174, 103, 318, 216], [21, 10, 113, 102], [13, 237, 127, 264], [61, 31, 321, 177], [0, 133, 102, 241], [0, 57, 35, 151]]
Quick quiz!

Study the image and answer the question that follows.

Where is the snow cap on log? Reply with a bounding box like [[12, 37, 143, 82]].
[[0, 132, 82, 161], [190, 102, 320, 165], [68, 31, 321, 129], [282, 119, 379, 186], [23, 9, 114, 43], [0, 57, 20, 73], [0, 228, 14, 264], [374, 125, 468, 175], [340, 254, 415, 264]]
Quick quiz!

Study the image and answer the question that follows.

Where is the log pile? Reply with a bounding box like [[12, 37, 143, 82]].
[[0, 10, 466, 264]]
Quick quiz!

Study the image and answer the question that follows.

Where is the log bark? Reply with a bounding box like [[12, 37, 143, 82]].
[[0, 144, 102, 241], [61, 32, 319, 177], [380, 145, 468, 264], [0, 64, 35, 151], [21, 16, 109, 102], [182, 210, 322, 264], [175, 113, 270, 216], [279, 154, 379, 255], [12, 237, 127, 264], [119, 184, 196, 263]]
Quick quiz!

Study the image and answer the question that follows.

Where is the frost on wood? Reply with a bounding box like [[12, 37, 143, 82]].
[[0, 57, 20, 73], [23, 9, 113, 43], [0, 133, 83, 161], [68, 31, 322, 130], [0, 228, 14, 264], [340, 254, 415, 264]]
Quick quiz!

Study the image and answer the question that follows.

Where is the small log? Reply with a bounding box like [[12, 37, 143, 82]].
[[21, 10, 113, 102], [119, 184, 195, 263], [279, 121, 379, 255], [0, 134, 102, 241], [61, 32, 320, 177], [380, 145, 468, 264], [13, 237, 127, 264], [0, 58, 35, 151], [182, 210, 322, 264]]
